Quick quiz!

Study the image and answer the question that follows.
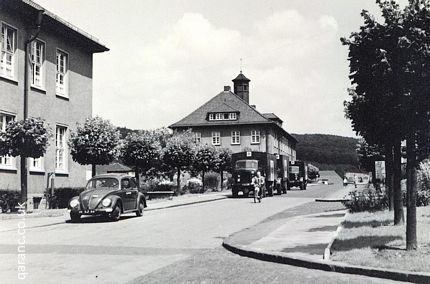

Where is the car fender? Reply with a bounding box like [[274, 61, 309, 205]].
[[108, 195, 123, 212]]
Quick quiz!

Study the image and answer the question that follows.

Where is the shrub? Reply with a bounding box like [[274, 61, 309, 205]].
[[0, 190, 20, 213], [184, 177, 203, 194], [342, 190, 389, 212], [156, 181, 177, 192], [204, 172, 219, 191], [402, 189, 430, 207], [47, 187, 85, 209]]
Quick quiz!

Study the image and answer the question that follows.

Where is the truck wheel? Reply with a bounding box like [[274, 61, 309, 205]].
[[232, 189, 238, 198], [277, 186, 282, 195], [300, 184, 304, 190], [268, 186, 273, 197]]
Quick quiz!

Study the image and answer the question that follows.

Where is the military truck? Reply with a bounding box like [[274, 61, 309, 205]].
[[288, 160, 308, 190], [231, 151, 276, 198]]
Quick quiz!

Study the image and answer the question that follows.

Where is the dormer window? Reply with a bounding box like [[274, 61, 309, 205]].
[[208, 112, 238, 121]]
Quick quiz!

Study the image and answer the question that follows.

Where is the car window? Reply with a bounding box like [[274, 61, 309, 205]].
[[129, 178, 137, 188], [121, 178, 131, 189], [86, 178, 119, 189]]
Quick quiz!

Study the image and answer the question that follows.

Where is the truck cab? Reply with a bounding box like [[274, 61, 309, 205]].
[[288, 160, 308, 190]]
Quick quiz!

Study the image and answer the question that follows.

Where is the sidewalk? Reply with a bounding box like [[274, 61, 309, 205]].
[[0, 192, 229, 232], [223, 200, 430, 283]]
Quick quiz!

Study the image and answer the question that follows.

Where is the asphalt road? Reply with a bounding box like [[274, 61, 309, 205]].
[[0, 171, 397, 283]]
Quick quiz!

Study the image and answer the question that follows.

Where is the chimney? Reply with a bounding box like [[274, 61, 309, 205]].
[[224, 86, 231, 92]]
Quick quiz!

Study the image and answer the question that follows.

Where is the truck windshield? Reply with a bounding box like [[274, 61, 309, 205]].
[[289, 166, 300, 174], [235, 160, 258, 170], [86, 178, 119, 190]]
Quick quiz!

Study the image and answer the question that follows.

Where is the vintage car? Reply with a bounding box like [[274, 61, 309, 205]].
[[68, 174, 147, 222]]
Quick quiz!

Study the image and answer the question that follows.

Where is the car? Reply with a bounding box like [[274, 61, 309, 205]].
[[68, 173, 147, 222]]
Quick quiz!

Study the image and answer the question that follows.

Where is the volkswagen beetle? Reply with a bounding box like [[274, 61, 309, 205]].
[[68, 173, 147, 222]]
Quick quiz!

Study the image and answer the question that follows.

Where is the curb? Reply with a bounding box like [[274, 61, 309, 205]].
[[222, 238, 430, 283], [315, 198, 348, 203], [323, 212, 348, 260], [145, 195, 228, 211]]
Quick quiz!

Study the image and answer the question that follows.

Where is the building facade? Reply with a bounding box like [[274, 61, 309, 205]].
[[170, 72, 297, 161], [0, 0, 108, 207]]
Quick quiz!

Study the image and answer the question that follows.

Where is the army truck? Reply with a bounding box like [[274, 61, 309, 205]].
[[231, 151, 276, 198], [288, 160, 308, 190]]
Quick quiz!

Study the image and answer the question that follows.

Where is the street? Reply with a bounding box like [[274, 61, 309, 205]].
[[0, 173, 396, 284]]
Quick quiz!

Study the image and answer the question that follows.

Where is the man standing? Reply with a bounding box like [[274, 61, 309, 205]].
[[252, 171, 265, 203]]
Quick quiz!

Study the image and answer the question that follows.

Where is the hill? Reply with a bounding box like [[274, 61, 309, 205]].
[[292, 134, 360, 177]]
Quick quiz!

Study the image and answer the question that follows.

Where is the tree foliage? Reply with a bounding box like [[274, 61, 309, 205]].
[[0, 117, 51, 158], [356, 138, 384, 173], [69, 117, 120, 166]]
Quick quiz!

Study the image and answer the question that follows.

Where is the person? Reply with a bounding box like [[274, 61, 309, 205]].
[[252, 171, 265, 202]]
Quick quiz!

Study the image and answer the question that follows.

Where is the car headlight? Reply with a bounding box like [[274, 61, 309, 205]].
[[102, 198, 112, 207], [70, 199, 79, 208]]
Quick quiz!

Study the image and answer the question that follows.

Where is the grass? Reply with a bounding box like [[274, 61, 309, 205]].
[[331, 206, 430, 272]]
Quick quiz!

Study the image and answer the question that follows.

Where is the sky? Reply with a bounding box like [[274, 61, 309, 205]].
[[35, 0, 408, 137]]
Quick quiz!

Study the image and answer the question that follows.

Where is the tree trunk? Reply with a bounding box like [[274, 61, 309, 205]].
[[220, 170, 224, 191], [393, 141, 404, 225], [385, 145, 394, 211], [20, 156, 28, 210], [92, 164, 96, 177], [177, 168, 181, 193], [406, 134, 417, 250], [134, 167, 140, 189], [202, 171, 205, 193]]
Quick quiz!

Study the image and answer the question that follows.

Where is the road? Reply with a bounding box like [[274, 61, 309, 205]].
[[0, 171, 396, 283]]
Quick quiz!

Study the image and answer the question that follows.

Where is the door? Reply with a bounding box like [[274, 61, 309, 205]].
[[121, 178, 138, 211]]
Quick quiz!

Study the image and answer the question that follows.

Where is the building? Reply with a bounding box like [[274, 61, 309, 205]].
[[0, 0, 108, 208], [170, 72, 297, 161]]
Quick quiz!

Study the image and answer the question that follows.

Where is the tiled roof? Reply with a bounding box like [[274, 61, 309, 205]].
[[170, 90, 269, 128], [97, 162, 132, 174], [263, 113, 283, 122]]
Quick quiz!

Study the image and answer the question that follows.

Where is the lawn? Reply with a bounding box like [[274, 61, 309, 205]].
[[330, 206, 430, 272]]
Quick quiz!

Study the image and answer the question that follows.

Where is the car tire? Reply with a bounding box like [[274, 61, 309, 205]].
[[110, 204, 121, 222], [136, 201, 144, 217], [70, 212, 81, 223]]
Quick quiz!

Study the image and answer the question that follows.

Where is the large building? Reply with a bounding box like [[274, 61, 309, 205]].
[[170, 72, 297, 161], [0, 0, 108, 208]]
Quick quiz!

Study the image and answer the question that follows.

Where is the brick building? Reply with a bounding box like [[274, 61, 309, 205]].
[[0, 0, 108, 207], [170, 72, 297, 161]]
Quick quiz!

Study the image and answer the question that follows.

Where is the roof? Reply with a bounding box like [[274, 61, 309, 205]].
[[232, 72, 250, 82], [169, 89, 297, 143], [4, 0, 109, 53], [262, 113, 283, 123], [97, 163, 132, 174]]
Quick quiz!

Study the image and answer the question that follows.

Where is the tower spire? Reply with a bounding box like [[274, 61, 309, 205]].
[[240, 58, 243, 74]]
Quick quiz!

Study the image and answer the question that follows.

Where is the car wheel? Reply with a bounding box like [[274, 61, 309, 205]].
[[70, 212, 81, 223], [110, 204, 121, 222], [136, 201, 144, 217]]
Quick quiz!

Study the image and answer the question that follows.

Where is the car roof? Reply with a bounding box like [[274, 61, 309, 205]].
[[91, 173, 133, 179]]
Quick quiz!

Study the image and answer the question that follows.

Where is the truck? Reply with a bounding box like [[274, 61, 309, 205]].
[[231, 151, 277, 198], [288, 160, 308, 190], [275, 154, 289, 195]]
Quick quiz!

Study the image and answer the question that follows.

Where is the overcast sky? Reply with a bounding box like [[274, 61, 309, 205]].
[[36, 0, 408, 137]]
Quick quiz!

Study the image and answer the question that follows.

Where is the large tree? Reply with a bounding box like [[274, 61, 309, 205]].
[[214, 148, 232, 190], [162, 130, 195, 192], [0, 118, 51, 206], [193, 144, 217, 191], [69, 117, 120, 177], [120, 131, 161, 186]]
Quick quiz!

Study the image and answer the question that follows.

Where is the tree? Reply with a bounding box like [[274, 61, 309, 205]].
[[214, 148, 232, 190], [0, 118, 51, 205], [69, 117, 120, 177], [194, 144, 217, 191], [356, 139, 384, 173], [162, 130, 195, 192], [120, 131, 161, 186]]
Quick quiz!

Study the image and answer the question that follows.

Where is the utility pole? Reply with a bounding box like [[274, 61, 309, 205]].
[[21, 10, 44, 209]]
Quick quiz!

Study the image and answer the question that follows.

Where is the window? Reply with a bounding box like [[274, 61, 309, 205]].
[[231, 131, 240, 145], [209, 113, 214, 120], [0, 113, 15, 168], [194, 132, 201, 143], [0, 24, 16, 78], [55, 126, 68, 172], [212, 131, 220, 146], [251, 130, 260, 144], [56, 50, 68, 96], [229, 113, 237, 120], [208, 112, 238, 121], [30, 40, 45, 88], [29, 157, 44, 172], [215, 113, 222, 120]]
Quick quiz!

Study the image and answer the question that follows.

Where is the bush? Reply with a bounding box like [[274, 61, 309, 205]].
[[204, 172, 219, 191], [0, 190, 20, 213], [156, 181, 177, 192], [47, 187, 85, 209], [184, 177, 203, 194], [402, 190, 430, 207], [342, 190, 389, 212]]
